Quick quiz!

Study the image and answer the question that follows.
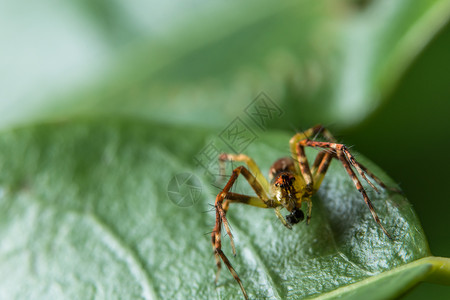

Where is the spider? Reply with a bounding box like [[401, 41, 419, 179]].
[[211, 125, 398, 299]]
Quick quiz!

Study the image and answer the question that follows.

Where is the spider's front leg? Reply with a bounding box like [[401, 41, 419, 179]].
[[290, 125, 398, 238], [218, 153, 289, 228], [214, 155, 271, 256], [289, 125, 336, 224], [298, 138, 394, 239], [212, 158, 278, 300], [212, 196, 246, 299]]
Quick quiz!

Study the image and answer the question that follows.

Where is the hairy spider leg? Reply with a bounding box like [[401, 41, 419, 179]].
[[289, 125, 336, 167], [311, 151, 334, 190], [211, 164, 279, 300], [213, 165, 269, 255], [289, 125, 337, 223], [344, 155, 402, 194], [219, 153, 293, 228], [296, 150, 334, 223], [219, 153, 269, 192], [222, 192, 276, 208], [298, 139, 393, 239]]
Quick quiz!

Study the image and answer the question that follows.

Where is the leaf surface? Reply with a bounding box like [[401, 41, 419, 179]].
[[0, 120, 433, 299]]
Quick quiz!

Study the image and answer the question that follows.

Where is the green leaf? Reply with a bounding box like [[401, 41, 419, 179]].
[[1, 0, 450, 299], [331, 0, 450, 126], [0, 120, 437, 299], [1, 0, 449, 131], [317, 257, 450, 300]]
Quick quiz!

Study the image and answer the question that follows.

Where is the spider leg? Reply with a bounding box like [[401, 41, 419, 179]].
[[295, 142, 314, 193], [220, 153, 293, 225], [311, 151, 335, 191], [294, 125, 398, 194], [216, 248, 248, 300], [223, 192, 278, 209], [219, 153, 269, 192], [291, 143, 315, 224], [344, 151, 402, 193], [215, 154, 273, 255], [211, 164, 276, 300], [289, 125, 337, 191], [291, 150, 333, 224], [288, 126, 335, 224], [212, 192, 278, 299], [275, 206, 293, 229], [289, 125, 336, 164], [311, 150, 326, 175], [298, 139, 392, 239]]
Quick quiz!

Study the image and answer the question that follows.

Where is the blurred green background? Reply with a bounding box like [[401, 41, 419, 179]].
[[0, 0, 449, 299]]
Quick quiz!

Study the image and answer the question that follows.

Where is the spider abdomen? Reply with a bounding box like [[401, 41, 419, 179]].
[[268, 157, 296, 182]]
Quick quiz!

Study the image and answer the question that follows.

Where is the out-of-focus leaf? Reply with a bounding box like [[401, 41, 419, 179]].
[[1, 0, 449, 131], [331, 0, 450, 125], [0, 120, 435, 299], [0, 0, 333, 129]]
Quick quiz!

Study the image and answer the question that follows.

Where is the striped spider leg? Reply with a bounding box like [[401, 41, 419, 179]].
[[211, 125, 395, 299], [211, 154, 280, 300], [291, 125, 394, 239]]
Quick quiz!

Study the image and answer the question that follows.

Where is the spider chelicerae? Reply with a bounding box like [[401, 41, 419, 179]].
[[211, 125, 399, 299]]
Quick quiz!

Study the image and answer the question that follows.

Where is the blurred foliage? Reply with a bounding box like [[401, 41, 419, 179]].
[[0, 0, 449, 299], [1, 0, 449, 130]]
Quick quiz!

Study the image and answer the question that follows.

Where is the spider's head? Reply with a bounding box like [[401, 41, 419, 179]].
[[271, 172, 302, 211], [272, 172, 306, 226]]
